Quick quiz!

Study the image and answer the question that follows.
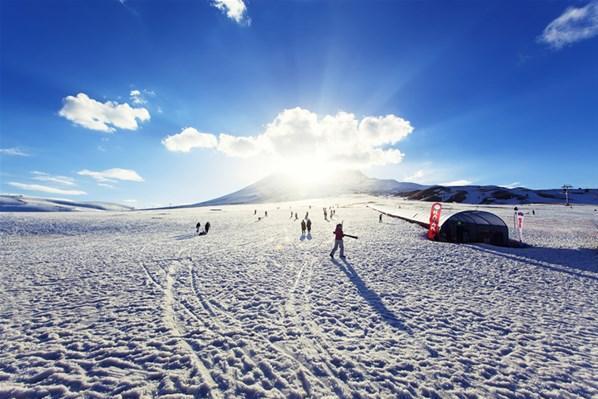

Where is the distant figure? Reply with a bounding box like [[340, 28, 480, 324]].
[[204, 221, 211, 234], [330, 224, 345, 258], [306, 218, 312, 233], [290, 211, 293, 219], [301, 219, 306, 234], [265, 210, 268, 217], [294, 212, 298, 221], [305, 212, 309, 220], [196, 222, 201, 234], [254, 209, 257, 215], [532, 209, 535, 216], [379, 214, 383, 223]]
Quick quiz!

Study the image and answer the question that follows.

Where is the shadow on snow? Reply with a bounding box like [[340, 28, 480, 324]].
[[470, 244, 597, 281], [331, 258, 412, 334]]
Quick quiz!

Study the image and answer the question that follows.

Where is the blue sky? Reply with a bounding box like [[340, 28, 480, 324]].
[[1, 0, 597, 207]]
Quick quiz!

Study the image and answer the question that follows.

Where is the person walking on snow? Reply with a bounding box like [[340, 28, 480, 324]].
[[204, 221, 211, 234], [330, 224, 345, 258], [379, 213, 383, 223], [196, 222, 201, 234], [306, 218, 312, 233], [301, 219, 307, 235]]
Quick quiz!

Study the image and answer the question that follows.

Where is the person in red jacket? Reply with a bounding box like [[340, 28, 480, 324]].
[[330, 223, 345, 258]]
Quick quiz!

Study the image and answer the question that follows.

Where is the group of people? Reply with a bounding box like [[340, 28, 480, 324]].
[[195, 221, 211, 236], [190, 206, 360, 258], [323, 207, 336, 221], [300, 218, 312, 235]]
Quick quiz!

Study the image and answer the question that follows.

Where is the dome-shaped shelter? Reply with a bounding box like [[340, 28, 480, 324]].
[[438, 210, 509, 246]]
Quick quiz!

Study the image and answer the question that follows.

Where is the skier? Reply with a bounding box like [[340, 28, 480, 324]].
[[330, 224, 345, 258], [301, 219, 306, 235], [379, 214, 383, 223], [196, 222, 201, 234], [306, 218, 312, 233], [204, 221, 211, 234]]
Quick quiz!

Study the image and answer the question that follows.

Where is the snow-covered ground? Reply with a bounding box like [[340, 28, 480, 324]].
[[0, 197, 596, 398]]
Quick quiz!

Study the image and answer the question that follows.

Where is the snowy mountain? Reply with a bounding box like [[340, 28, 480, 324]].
[[0, 195, 134, 212], [188, 170, 426, 207], [402, 185, 598, 205]]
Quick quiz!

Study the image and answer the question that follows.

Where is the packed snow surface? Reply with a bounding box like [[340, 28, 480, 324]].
[[1, 197, 596, 398]]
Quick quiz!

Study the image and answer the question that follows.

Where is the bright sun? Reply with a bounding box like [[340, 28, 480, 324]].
[[277, 156, 337, 186]]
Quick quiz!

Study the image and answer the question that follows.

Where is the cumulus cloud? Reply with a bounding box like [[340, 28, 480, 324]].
[[8, 182, 86, 196], [59, 93, 150, 132], [78, 168, 144, 183], [212, 0, 249, 24], [162, 127, 219, 153], [218, 134, 260, 158], [539, 1, 598, 48], [31, 171, 76, 186], [162, 107, 414, 169], [0, 147, 29, 156]]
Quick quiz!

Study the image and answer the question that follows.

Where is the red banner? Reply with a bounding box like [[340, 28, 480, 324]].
[[427, 202, 442, 240]]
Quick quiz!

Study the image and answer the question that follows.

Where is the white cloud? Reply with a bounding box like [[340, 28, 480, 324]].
[[59, 93, 150, 132], [31, 171, 76, 186], [162, 107, 414, 169], [129, 89, 155, 105], [8, 182, 86, 196], [441, 179, 473, 186], [404, 169, 426, 182], [162, 127, 219, 152], [0, 147, 29, 156], [78, 168, 144, 183], [539, 1, 598, 48], [212, 0, 249, 24], [129, 89, 145, 105], [218, 134, 260, 158], [123, 199, 137, 203]]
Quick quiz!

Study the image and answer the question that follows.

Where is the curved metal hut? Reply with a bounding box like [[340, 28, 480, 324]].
[[438, 210, 508, 245]]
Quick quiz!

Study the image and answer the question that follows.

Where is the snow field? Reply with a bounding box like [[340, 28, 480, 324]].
[[0, 199, 596, 398]]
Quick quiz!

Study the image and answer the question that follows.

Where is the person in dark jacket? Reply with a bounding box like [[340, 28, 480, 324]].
[[330, 224, 345, 258], [204, 222, 211, 234], [306, 218, 312, 233], [301, 219, 306, 235], [379, 214, 383, 223], [196, 222, 201, 234]]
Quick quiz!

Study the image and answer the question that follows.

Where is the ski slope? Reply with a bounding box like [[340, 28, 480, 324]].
[[0, 198, 596, 398]]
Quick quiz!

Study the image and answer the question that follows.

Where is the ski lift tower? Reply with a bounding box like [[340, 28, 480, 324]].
[[562, 184, 573, 206]]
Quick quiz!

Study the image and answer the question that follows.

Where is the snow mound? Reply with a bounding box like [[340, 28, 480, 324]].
[[403, 185, 598, 205], [0, 195, 134, 212]]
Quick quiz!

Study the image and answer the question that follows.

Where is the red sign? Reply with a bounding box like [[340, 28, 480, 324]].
[[427, 202, 442, 240]]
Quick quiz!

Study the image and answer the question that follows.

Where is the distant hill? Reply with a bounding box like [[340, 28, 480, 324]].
[[402, 185, 598, 205], [0, 195, 134, 212], [176, 170, 426, 208]]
